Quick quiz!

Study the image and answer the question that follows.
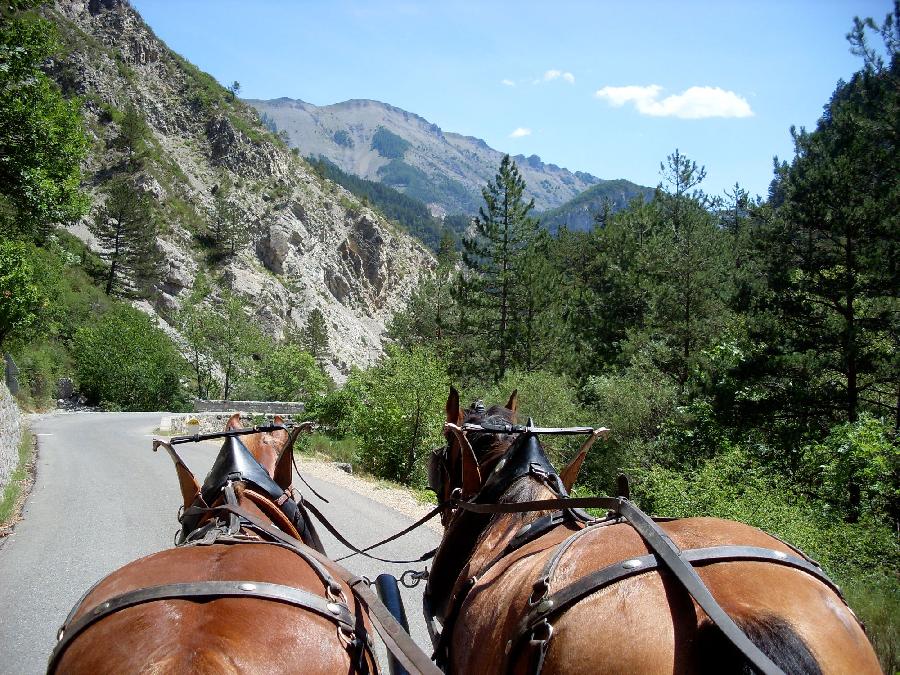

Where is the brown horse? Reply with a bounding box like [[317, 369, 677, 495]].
[[49, 414, 378, 674], [424, 388, 881, 674]]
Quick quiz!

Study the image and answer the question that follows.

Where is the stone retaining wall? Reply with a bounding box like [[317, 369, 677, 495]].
[[165, 412, 303, 436], [193, 399, 306, 414], [0, 382, 22, 493]]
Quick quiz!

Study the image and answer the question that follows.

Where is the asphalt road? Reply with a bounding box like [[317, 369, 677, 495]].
[[0, 412, 440, 674]]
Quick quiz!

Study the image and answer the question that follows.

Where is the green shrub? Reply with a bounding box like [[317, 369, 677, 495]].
[[632, 446, 898, 582], [581, 363, 678, 489], [341, 346, 449, 485], [245, 343, 331, 410], [799, 414, 898, 523], [73, 304, 188, 410]]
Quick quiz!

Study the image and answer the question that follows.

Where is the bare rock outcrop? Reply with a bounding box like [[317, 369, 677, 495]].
[[49, 0, 434, 375]]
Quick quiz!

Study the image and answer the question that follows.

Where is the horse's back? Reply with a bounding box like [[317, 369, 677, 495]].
[[55, 543, 362, 674], [456, 517, 880, 674]]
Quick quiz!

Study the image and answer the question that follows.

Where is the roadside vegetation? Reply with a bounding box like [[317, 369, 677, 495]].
[[0, 428, 33, 526]]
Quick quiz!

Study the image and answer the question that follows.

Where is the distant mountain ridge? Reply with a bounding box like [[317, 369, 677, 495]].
[[247, 97, 605, 216], [540, 180, 655, 233]]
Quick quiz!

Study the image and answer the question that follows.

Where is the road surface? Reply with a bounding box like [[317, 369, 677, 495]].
[[0, 412, 440, 674]]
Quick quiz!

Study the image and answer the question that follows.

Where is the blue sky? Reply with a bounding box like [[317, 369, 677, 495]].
[[132, 0, 888, 200]]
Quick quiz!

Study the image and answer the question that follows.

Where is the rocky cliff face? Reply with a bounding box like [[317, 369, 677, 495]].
[[248, 97, 602, 217], [47, 0, 433, 378]]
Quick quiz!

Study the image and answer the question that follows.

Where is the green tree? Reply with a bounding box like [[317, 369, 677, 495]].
[[388, 227, 460, 355], [252, 343, 330, 407], [90, 177, 161, 297], [0, 240, 45, 348], [175, 273, 219, 399], [461, 155, 541, 381], [637, 151, 729, 396], [210, 180, 247, 257], [113, 103, 151, 172], [299, 308, 330, 366], [0, 8, 88, 238], [227, 81, 241, 100], [742, 20, 898, 442], [348, 346, 449, 484], [213, 289, 265, 400], [73, 304, 186, 410]]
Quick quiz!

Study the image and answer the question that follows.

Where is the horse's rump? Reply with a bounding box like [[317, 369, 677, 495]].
[[55, 542, 369, 674], [452, 517, 876, 674]]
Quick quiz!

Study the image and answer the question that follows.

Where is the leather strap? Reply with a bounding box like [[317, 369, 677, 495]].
[[49, 581, 354, 673], [301, 499, 440, 565], [183, 503, 344, 597], [616, 502, 785, 675], [515, 544, 839, 638], [213, 503, 442, 675]]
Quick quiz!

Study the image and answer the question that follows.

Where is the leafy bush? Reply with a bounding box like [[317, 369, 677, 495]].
[[799, 414, 898, 523], [335, 346, 449, 485], [246, 343, 331, 410], [73, 304, 188, 410], [632, 446, 898, 583], [581, 362, 678, 482]]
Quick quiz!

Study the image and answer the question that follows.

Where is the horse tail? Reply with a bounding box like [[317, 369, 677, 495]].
[[695, 613, 823, 675]]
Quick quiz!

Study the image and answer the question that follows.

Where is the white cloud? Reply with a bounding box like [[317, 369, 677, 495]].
[[509, 127, 532, 138], [594, 85, 753, 119], [541, 69, 575, 84], [501, 79, 516, 87]]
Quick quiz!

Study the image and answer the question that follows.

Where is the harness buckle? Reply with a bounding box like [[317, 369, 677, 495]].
[[528, 576, 550, 606], [530, 618, 554, 645]]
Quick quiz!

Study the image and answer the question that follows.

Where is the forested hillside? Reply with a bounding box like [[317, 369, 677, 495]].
[[248, 97, 606, 215]]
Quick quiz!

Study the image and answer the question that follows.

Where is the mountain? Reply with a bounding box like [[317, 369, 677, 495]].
[[45, 0, 433, 378], [247, 97, 604, 216], [539, 180, 655, 233]]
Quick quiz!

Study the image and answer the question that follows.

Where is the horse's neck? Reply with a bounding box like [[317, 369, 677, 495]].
[[467, 479, 557, 577], [429, 478, 555, 617]]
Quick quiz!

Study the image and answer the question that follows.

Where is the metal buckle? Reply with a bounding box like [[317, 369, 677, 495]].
[[328, 583, 349, 606], [400, 569, 429, 588], [530, 619, 554, 644], [528, 577, 550, 606]]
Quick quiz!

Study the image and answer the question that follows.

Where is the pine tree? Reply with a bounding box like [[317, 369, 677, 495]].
[[639, 151, 729, 395], [300, 308, 330, 367], [90, 177, 161, 297], [461, 155, 540, 381], [210, 180, 247, 257]]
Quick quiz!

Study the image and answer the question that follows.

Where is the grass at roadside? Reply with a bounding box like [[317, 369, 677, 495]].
[[0, 427, 34, 526]]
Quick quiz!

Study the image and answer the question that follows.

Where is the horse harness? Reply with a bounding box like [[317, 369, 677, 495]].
[[48, 433, 442, 675], [427, 430, 853, 675]]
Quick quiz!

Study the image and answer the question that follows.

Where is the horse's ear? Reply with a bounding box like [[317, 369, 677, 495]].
[[273, 438, 293, 491], [446, 386, 462, 425], [561, 428, 610, 493], [506, 390, 518, 414], [226, 413, 242, 430], [273, 415, 284, 425]]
